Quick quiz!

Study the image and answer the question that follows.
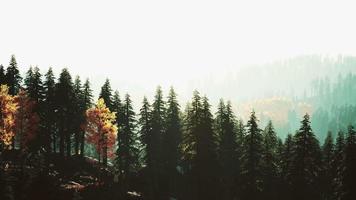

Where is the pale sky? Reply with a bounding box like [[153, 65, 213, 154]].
[[1, 0, 356, 104]]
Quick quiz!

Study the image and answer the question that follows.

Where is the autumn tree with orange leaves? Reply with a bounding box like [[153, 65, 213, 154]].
[[84, 98, 117, 166], [14, 90, 40, 151], [0, 85, 18, 150]]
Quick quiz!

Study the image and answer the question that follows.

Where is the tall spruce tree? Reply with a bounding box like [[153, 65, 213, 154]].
[[116, 93, 139, 193], [340, 125, 356, 200], [216, 99, 238, 200], [43, 68, 56, 153], [55, 68, 74, 157], [23, 66, 44, 151], [321, 131, 335, 200], [99, 79, 113, 110], [5, 55, 22, 95], [138, 96, 153, 199], [241, 111, 264, 200], [81, 78, 93, 156], [182, 92, 219, 200], [0, 65, 5, 85], [333, 131, 345, 199], [261, 120, 279, 200], [280, 133, 294, 200], [73, 76, 84, 155], [162, 87, 182, 199], [149, 86, 166, 199], [290, 114, 322, 200]]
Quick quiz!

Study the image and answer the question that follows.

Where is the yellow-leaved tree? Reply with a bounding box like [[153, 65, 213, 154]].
[[0, 85, 18, 149], [84, 98, 117, 166]]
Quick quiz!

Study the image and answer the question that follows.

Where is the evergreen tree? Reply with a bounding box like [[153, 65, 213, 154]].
[[43, 68, 56, 153], [115, 94, 139, 193], [99, 79, 113, 110], [280, 134, 294, 199], [290, 114, 322, 200], [149, 86, 166, 199], [340, 125, 356, 200], [55, 68, 74, 157], [5, 55, 22, 95], [24, 66, 44, 104], [321, 131, 335, 200], [0, 65, 5, 85], [162, 87, 182, 199], [216, 100, 238, 200], [261, 120, 279, 200], [23, 66, 44, 150], [138, 97, 153, 199], [182, 92, 219, 200], [333, 131, 345, 199], [73, 76, 84, 155], [241, 111, 264, 200], [81, 79, 93, 156]]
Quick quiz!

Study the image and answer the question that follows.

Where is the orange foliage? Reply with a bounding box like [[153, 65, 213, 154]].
[[84, 98, 117, 160], [14, 90, 40, 150], [0, 85, 18, 149]]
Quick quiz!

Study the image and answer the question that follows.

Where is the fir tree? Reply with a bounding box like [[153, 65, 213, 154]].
[[55, 68, 74, 157], [290, 114, 322, 200], [73, 76, 84, 155], [138, 97, 153, 199], [241, 111, 263, 200], [115, 94, 139, 193], [99, 79, 113, 110], [321, 131, 335, 200], [216, 100, 238, 200], [43, 68, 56, 153], [340, 125, 356, 200], [81, 78, 93, 156], [333, 131, 345, 199], [261, 120, 278, 200], [5, 55, 22, 95], [162, 87, 182, 199], [0, 65, 5, 85]]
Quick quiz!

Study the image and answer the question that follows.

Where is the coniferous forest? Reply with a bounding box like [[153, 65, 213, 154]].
[[1, 55, 356, 200]]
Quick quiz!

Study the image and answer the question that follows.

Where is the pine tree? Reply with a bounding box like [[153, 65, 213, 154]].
[[43, 68, 56, 153], [80, 79, 93, 156], [23, 66, 44, 150], [149, 86, 166, 199], [340, 125, 356, 200], [333, 131, 345, 199], [321, 131, 335, 200], [290, 114, 322, 200], [216, 99, 238, 200], [5, 55, 22, 95], [182, 91, 218, 200], [162, 87, 182, 199], [241, 111, 264, 200], [24, 66, 44, 104], [0, 65, 5, 85], [55, 68, 74, 157], [138, 96, 153, 199], [280, 134, 294, 200], [261, 120, 278, 200], [73, 76, 84, 155], [99, 79, 113, 110], [116, 93, 139, 191]]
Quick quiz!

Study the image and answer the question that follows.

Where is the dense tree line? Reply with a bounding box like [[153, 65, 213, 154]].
[[1, 55, 356, 200]]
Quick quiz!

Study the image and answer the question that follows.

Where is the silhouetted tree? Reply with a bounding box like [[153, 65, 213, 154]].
[[55, 68, 74, 157], [241, 111, 263, 200], [162, 87, 182, 199], [43, 68, 56, 153], [99, 79, 113, 110], [5, 55, 22, 95], [290, 114, 322, 200]]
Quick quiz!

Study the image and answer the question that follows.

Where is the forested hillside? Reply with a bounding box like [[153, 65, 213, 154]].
[[0, 55, 356, 200]]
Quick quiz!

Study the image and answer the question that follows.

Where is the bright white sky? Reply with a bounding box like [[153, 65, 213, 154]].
[[1, 0, 356, 103]]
